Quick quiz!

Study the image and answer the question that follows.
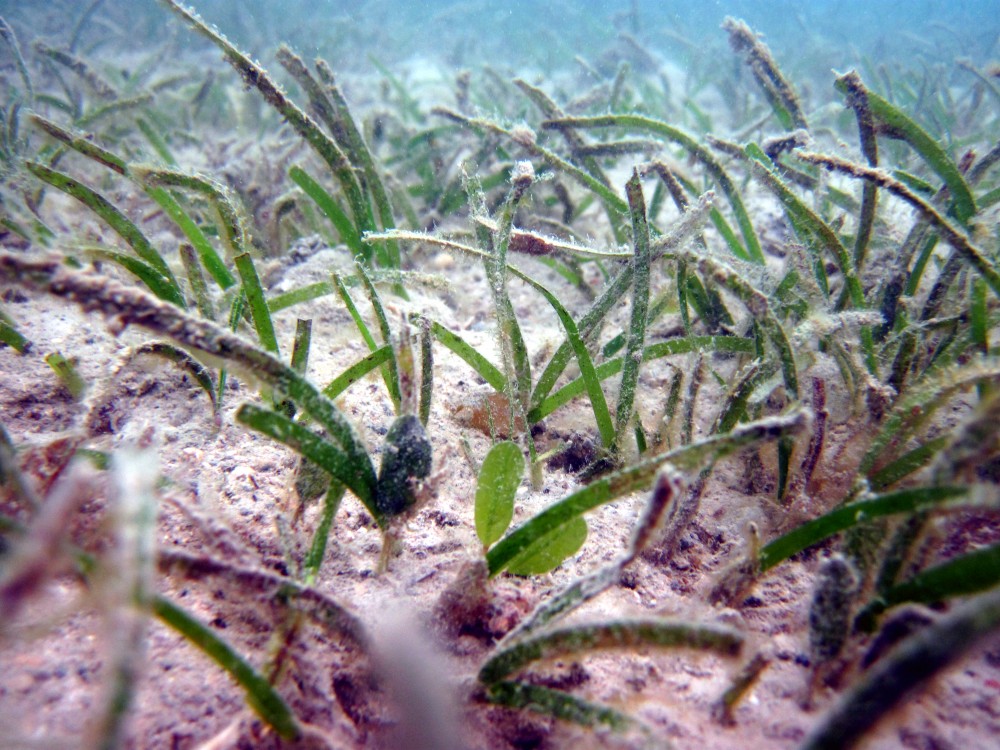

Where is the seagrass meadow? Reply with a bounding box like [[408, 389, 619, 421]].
[[1, 0, 1000, 748]]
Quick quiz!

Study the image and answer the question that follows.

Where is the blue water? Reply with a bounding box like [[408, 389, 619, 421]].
[[4, 0, 995, 78]]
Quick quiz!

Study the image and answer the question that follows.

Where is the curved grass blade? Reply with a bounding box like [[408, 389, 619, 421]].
[[0, 253, 377, 506], [802, 587, 1000, 750], [234, 253, 279, 355], [315, 58, 402, 274], [758, 485, 968, 572], [427, 320, 506, 392], [723, 17, 807, 131], [528, 335, 753, 423], [145, 186, 233, 291], [479, 618, 742, 684], [542, 114, 764, 264], [485, 680, 641, 735], [322, 345, 392, 401], [289, 165, 363, 256], [487, 410, 805, 576], [833, 73, 976, 224], [857, 543, 1000, 630], [25, 161, 180, 293], [161, 0, 375, 258], [133, 166, 250, 267], [797, 152, 1000, 300], [86, 248, 186, 309], [131, 341, 218, 417], [153, 595, 300, 740], [236, 403, 377, 521], [523, 268, 615, 447]]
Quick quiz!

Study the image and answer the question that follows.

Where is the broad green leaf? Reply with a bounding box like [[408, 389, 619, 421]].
[[505, 515, 587, 576], [475, 441, 524, 548]]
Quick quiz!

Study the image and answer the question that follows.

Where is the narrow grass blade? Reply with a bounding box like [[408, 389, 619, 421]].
[[354, 263, 401, 412], [145, 186, 234, 291], [291, 319, 311, 375], [315, 59, 402, 272], [475, 441, 524, 549], [504, 470, 684, 642], [0, 254, 378, 510], [135, 116, 176, 166], [834, 73, 976, 224], [427, 320, 506, 392], [153, 595, 300, 740], [0, 320, 29, 353], [268, 281, 333, 313], [745, 145, 866, 311], [178, 243, 214, 320], [528, 335, 754, 423], [857, 542, 1000, 629], [332, 273, 378, 353], [28, 112, 126, 173], [522, 268, 615, 447], [289, 165, 363, 256], [237, 403, 378, 521], [418, 320, 433, 426], [25, 161, 180, 292], [615, 170, 652, 448], [44, 352, 86, 399], [0, 17, 33, 103], [479, 618, 742, 684], [470, 165, 533, 422], [486, 681, 639, 734], [322, 345, 392, 401], [133, 166, 250, 267], [487, 410, 805, 576], [542, 114, 764, 264], [132, 342, 218, 417], [303, 482, 345, 585], [797, 152, 1000, 300], [161, 0, 375, 257], [869, 436, 949, 491], [802, 587, 1000, 750], [758, 485, 968, 572], [723, 17, 807, 130], [87, 248, 187, 309], [234, 253, 279, 356]]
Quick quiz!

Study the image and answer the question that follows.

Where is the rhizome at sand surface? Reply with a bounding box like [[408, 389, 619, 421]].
[[1, 1, 1000, 749]]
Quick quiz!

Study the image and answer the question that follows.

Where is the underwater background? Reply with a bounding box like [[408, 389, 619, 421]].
[[3, 0, 998, 79]]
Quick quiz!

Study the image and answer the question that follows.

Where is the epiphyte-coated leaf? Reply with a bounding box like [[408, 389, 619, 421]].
[[479, 617, 743, 684], [475, 441, 524, 548]]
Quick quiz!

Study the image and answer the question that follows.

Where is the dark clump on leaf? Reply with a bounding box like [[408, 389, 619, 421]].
[[375, 414, 432, 518]]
